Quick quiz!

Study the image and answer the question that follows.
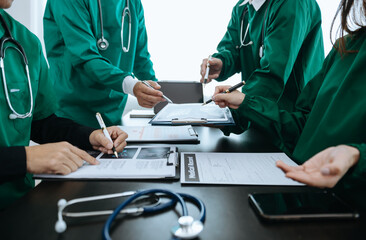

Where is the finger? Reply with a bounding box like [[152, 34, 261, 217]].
[[55, 164, 73, 175], [139, 98, 159, 108], [209, 58, 220, 66], [200, 59, 208, 76], [112, 132, 128, 149], [285, 171, 336, 188], [208, 74, 219, 80], [115, 141, 127, 153], [95, 131, 114, 150], [276, 160, 303, 173], [147, 80, 161, 90], [70, 146, 99, 165], [141, 84, 163, 97], [214, 85, 231, 95]]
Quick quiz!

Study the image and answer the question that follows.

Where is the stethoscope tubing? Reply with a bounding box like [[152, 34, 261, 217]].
[[103, 189, 188, 240], [0, 13, 33, 120]]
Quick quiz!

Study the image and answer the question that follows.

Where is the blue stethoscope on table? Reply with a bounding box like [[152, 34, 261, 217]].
[[237, 1, 271, 59], [55, 189, 206, 240], [0, 13, 33, 120], [97, 0, 131, 52]]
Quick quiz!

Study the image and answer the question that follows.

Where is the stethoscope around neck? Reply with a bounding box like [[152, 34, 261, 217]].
[[97, 0, 131, 52], [55, 189, 206, 240], [0, 13, 33, 120], [237, 2, 271, 59]]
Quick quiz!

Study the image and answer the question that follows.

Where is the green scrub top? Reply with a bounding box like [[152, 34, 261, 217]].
[[0, 10, 57, 209], [239, 32, 366, 193], [214, 0, 324, 135], [44, 0, 156, 128]]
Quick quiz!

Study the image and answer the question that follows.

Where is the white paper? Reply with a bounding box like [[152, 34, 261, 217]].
[[34, 146, 177, 179], [119, 125, 198, 143], [180, 152, 304, 186], [153, 103, 229, 122]]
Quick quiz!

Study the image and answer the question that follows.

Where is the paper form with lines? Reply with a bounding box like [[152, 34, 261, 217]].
[[180, 152, 304, 186], [119, 125, 199, 143]]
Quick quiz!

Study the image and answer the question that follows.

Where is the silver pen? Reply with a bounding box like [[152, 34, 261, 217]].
[[203, 55, 212, 86], [142, 81, 173, 103]]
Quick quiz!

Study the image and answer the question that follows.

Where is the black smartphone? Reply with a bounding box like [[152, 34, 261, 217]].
[[248, 191, 360, 221]]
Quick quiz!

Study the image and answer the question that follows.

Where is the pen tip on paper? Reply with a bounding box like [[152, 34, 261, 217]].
[[114, 151, 118, 158]]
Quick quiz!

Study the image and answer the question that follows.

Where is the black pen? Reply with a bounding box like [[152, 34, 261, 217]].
[[202, 80, 246, 106]]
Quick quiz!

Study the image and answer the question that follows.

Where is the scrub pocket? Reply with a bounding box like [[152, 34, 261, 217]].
[[7, 80, 34, 133]]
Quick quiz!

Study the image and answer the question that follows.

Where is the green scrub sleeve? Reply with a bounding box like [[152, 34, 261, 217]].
[[235, 64, 327, 155], [217, 0, 319, 101], [132, 2, 157, 81], [212, 5, 241, 80], [48, 0, 131, 92], [345, 143, 366, 182]]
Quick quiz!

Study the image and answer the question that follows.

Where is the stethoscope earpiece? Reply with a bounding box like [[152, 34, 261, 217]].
[[55, 219, 67, 233], [55, 199, 68, 233], [171, 216, 204, 239]]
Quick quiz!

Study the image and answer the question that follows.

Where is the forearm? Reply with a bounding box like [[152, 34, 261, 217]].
[[239, 95, 308, 154], [31, 114, 95, 150]]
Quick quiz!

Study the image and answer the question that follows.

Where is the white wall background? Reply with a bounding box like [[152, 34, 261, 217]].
[[6, 0, 340, 97]]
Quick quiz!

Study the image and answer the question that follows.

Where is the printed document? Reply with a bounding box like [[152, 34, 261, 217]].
[[34, 146, 178, 179], [119, 125, 199, 143], [181, 152, 304, 186]]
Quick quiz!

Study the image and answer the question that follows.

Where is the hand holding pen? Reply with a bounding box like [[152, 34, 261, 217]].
[[200, 56, 223, 84], [141, 81, 173, 103], [202, 81, 246, 107], [95, 113, 120, 158]]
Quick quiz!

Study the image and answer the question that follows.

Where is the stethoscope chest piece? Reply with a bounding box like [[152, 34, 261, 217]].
[[171, 216, 204, 239], [97, 37, 109, 51]]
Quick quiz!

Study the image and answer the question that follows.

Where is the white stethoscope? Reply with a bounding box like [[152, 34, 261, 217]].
[[97, 0, 131, 52], [55, 189, 206, 240], [0, 13, 33, 120], [237, 1, 271, 59]]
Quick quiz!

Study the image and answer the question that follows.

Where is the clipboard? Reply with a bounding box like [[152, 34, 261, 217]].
[[149, 103, 235, 126], [34, 146, 180, 180], [119, 125, 199, 144]]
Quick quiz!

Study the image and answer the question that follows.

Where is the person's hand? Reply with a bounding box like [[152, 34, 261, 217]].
[[25, 142, 99, 175], [212, 85, 245, 109], [89, 126, 128, 154], [200, 57, 223, 83], [276, 145, 360, 188], [133, 81, 165, 108]]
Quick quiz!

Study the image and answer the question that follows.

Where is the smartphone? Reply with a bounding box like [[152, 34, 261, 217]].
[[248, 191, 360, 221]]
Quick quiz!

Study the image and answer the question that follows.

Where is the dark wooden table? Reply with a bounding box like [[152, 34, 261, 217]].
[[1, 115, 365, 240]]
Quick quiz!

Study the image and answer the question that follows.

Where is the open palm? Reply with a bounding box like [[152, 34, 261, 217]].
[[276, 145, 359, 188]]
